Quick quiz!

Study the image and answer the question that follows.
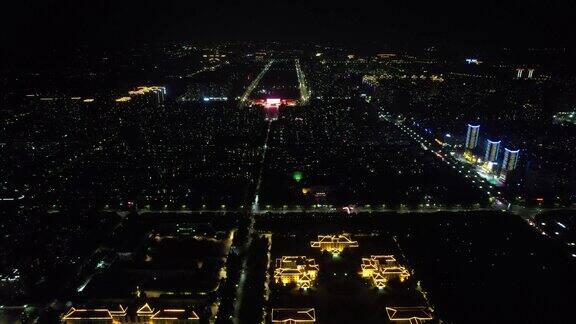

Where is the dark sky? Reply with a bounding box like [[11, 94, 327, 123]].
[[2, 0, 575, 51]]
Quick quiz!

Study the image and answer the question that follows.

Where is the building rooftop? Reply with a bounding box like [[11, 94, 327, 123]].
[[63, 309, 114, 320], [137, 303, 199, 321], [271, 308, 316, 323], [62, 305, 127, 322], [274, 256, 319, 289], [310, 234, 359, 253], [62, 304, 199, 323], [361, 255, 410, 288], [386, 306, 433, 323], [150, 309, 200, 320]]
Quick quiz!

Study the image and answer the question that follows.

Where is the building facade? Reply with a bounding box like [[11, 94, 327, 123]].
[[484, 140, 501, 162], [501, 148, 520, 172], [465, 124, 480, 150]]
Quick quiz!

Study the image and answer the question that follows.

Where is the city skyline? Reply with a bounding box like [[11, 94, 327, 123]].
[[1, 2, 576, 323]]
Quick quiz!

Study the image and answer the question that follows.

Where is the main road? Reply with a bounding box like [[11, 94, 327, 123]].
[[239, 60, 274, 107], [231, 59, 276, 323]]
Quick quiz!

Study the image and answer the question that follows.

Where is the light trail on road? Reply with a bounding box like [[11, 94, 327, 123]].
[[295, 59, 310, 105], [233, 119, 273, 324], [239, 60, 274, 107]]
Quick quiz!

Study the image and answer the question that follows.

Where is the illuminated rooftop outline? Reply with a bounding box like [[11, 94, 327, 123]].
[[310, 234, 359, 253], [361, 255, 410, 288], [63, 303, 199, 323], [62, 305, 127, 322], [274, 256, 319, 289], [386, 306, 433, 323], [271, 308, 316, 323]]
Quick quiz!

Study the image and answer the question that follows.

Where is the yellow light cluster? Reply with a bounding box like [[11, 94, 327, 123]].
[[128, 86, 165, 96], [361, 255, 410, 289], [274, 256, 319, 289], [310, 234, 358, 254], [115, 96, 132, 103], [463, 150, 478, 164], [116, 86, 165, 103], [362, 75, 380, 87], [430, 74, 444, 82]]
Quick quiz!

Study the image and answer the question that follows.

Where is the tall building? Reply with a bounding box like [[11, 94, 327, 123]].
[[465, 124, 480, 150], [484, 140, 501, 162], [516, 68, 524, 78], [527, 68, 535, 79], [501, 148, 520, 172], [155, 86, 166, 103]]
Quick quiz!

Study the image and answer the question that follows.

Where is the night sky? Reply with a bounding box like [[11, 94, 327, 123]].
[[2, 0, 575, 51]]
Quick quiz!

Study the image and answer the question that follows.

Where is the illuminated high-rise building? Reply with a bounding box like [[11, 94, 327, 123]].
[[155, 86, 166, 103], [516, 68, 524, 78], [465, 124, 480, 150], [501, 148, 520, 172], [484, 140, 500, 162], [527, 68, 535, 79]]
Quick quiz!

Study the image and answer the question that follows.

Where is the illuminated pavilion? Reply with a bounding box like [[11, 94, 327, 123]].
[[361, 255, 410, 288], [274, 256, 319, 289], [310, 234, 358, 254]]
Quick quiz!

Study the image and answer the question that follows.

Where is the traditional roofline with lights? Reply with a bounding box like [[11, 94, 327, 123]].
[[271, 308, 316, 323], [310, 234, 359, 253], [361, 255, 410, 288], [386, 306, 433, 323], [274, 256, 319, 289]]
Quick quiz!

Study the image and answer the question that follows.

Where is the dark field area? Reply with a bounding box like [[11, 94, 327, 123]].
[[250, 60, 300, 100], [534, 210, 576, 257]]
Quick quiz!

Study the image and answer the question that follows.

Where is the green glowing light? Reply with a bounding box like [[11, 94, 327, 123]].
[[292, 171, 303, 182]]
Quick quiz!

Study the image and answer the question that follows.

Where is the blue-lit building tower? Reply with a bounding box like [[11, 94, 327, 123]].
[[501, 148, 520, 172], [465, 124, 480, 150], [484, 140, 500, 162]]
